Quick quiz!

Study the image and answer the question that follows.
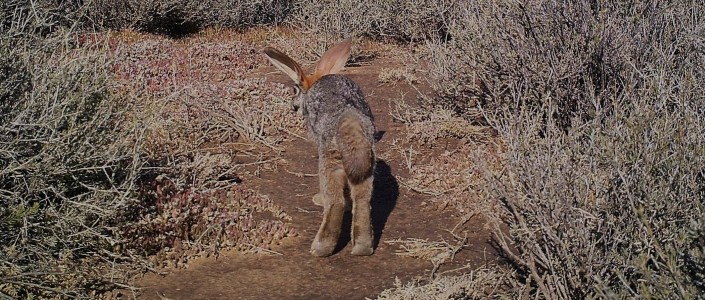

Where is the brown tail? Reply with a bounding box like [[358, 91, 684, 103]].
[[337, 113, 374, 184]]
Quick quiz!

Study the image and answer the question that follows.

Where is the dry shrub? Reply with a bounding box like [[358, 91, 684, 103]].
[[289, 0, 457, 42], [442, 1, 705, 298], [378, 67, 418, 85], [385, 96, 496, 215], [109, 30, 301, 177], [1, 3, 300, 298], [1, 3, 149, 298], [5, 0, 458, 42], [483, 86, 705, 298], [1, 0, 84, 37], [0, 42, 30, 122], [79, 0, 292, 37], [390, 98, 490, 145], [389, 1, 705, 298], [2, 0, 290, 38], [424, 1, 630, 128]]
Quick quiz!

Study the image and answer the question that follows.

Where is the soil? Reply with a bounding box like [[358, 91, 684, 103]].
[[135, 53, 498, 299]]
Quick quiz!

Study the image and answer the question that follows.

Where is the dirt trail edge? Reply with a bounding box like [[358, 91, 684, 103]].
[[137, 58, 496, 300]]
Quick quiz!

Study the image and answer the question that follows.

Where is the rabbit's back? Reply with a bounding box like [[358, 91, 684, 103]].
[[302, 74, 374, 143]]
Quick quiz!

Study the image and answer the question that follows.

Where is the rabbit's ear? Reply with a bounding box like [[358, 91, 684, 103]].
[[314, 38, 352, 77], [263, 47, 307, 86]]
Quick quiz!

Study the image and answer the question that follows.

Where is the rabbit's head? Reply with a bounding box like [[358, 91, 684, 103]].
[[263, 38, 352, 112]]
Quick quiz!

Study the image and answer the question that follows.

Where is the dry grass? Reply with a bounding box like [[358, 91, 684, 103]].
[[386, 237, 466, 281], [374, 267, 511, 300], [389, 97, 490, 145], [383, 95, 497, 216], [378, 67, 419, 85], [290, 0, 456, 42], [125, 181, 296, 269], [78, 0, 291, 37]]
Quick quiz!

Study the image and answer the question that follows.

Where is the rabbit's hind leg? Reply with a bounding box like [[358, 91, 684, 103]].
[[310, 151, 347, 257], [350, 175, 374, 256]]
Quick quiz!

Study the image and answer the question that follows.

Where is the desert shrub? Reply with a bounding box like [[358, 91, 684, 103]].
[[289, 0, 457, 42], [1, 0, 291, 37], [484, 96, 705, 298], [462, 1, 705, 298], [1, 0, 82, 37], [1, 3, 300, 297], [0, 2, 152, 298], [80, 0, 292, 37], [424, 1, 636, 127], [0, 42, 30, 122], [5, 0, 456, 41]]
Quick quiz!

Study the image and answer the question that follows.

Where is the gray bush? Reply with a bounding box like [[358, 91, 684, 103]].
[[1, 2, 148, 298], [454, 1, 705, 298], [289, 0, 456, 42]]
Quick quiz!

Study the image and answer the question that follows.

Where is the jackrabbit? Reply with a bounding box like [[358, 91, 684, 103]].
[[263, 38, 376, 257]]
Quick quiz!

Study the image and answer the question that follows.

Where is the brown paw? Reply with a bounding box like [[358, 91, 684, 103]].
[[312, 193, 324, 206], [310, 239, 336, 257], [351, 243, 374, 256]]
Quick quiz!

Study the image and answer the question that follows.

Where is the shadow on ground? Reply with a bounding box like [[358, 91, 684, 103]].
[[372, 160, 398, 249]]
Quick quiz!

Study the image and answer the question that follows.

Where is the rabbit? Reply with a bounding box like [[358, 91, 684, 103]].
[[263, 38, 376, 257]]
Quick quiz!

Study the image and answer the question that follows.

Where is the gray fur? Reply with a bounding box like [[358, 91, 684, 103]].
[[263, 41, 377, 256], [300, 74, 377, 256], [300, 74, 375, 146]]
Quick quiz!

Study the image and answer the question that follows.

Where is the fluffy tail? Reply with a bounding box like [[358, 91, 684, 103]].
[[337, 112, 374, 184]]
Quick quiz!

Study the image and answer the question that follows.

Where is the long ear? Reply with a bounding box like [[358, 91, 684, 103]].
[[314, 38, 352, 77], [263, 47, 306, 86]]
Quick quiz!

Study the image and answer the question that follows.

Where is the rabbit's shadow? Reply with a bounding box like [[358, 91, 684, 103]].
[[334, 159, 399, 253]]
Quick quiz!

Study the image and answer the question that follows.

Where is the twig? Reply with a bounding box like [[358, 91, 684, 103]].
[[398, 180, 448, 196], [156, 291, 173, 300], [110, 282, 140, 291], [296, 207, 317, 213], [281, 127, 307, 140], [285, 169, 317, 177], [0, 280, 72, 298], [449, 213, 476, 237], [437, 264, 474, 277], [244, 244, 283, 255], [235, 157, 280, 167], [0, 291, 15, 300]]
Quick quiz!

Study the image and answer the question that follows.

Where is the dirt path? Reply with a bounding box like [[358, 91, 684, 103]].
[[136, 57, 496, 300]]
